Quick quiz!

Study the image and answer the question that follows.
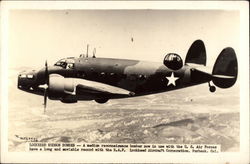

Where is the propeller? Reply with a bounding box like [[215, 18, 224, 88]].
[[43, 87, 47, 113], [93, 48, 96, 58], [43, 60, 49, 113]]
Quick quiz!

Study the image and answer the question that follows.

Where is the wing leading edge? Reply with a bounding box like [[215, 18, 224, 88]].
[[49, 74, 133, 97], [76, 79, 134, 96]]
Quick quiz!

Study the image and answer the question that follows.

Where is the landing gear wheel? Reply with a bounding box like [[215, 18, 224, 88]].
[[95, 99, 109, 104], [209, 86, 216, 92], [208, 81, 216, 93]]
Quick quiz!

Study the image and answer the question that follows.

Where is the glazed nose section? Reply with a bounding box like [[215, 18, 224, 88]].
[[17, 70, 37, 90]]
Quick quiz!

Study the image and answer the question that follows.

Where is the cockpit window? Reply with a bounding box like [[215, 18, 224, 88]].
[[54, 58, 75, 69], [66, 63, 74, 69], [54, 59, 66, 68], [27, 74, 34, 79]]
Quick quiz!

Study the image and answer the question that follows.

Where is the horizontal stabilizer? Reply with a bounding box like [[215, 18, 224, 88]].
[[212, 75, 235, 79], [186, 63, 212, 74]]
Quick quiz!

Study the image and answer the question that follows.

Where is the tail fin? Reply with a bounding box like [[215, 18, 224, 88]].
[[185, 40, 206, 66], [212, 47, 238, 88]]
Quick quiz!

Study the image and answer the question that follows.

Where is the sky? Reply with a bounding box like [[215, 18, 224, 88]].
[[9, 10, 240, 69]]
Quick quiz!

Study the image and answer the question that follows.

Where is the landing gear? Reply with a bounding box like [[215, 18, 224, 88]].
[[209, 86, 216, 92], [95, 99, 109, 104], [208, 82, 216, 93]]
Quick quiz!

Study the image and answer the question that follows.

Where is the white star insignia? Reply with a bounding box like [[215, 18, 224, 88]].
[[166, 72, 179, 86]]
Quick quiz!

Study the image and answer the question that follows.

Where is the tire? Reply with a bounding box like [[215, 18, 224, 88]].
[[209, 86, 216, 92]]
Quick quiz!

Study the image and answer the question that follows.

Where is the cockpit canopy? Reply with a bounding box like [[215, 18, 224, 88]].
[[54, 58, 75, 69]]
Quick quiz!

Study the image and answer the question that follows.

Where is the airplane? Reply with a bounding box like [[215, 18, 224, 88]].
[[17, 40, 238, 112]]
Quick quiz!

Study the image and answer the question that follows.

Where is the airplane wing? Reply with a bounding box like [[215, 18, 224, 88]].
[[49, 74, 134, 97], [75, 78, 133, 96]]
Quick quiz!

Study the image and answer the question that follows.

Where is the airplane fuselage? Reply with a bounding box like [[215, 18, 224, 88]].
[[17, 40, 238, 105], [72, 57, 211, 95], [18, 57, 212, 103]]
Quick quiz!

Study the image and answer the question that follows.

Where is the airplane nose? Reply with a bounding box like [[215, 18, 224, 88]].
[[17, 70, 37, 90]]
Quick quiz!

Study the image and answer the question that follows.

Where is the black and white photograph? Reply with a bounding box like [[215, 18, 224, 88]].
[[1, 1, 249, 163]]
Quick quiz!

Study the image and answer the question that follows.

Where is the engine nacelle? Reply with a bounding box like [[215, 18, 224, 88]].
[[48, 74, 77, 103], [163, 53, 183, 70], [49, 74, 76, 95]]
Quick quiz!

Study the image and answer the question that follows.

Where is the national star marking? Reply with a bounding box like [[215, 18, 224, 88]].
[[166, 72, 179, 86]]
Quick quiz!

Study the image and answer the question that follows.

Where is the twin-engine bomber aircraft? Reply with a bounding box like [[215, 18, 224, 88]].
[[17, 40, 238, 112]]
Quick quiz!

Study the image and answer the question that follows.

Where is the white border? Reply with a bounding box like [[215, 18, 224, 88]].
[[1, 1, 249, 163]]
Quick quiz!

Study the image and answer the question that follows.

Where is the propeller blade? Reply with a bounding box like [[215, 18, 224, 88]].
[[43, 88, 47, 113], [45, 60, 49, 85], [43, 60, 49, 113]]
